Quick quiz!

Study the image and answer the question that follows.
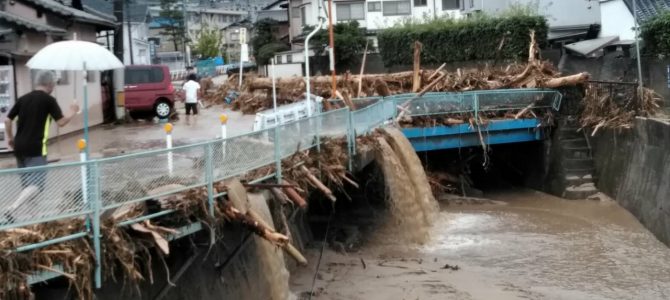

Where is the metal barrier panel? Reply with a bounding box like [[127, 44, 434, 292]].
[[98, 143, 208, 210], [277, 113, 319, 159], [319, 108, 350, 138], [396, 93, 471, 116], [476, 89, 558, 112], [0, 162, 90, 229], [212, 129, 276, 181]]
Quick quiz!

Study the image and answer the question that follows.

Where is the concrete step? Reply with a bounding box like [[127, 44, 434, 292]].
[[563, 147, 591, 159], [563, 182, 599, 200], [562, 158, 594, 170], [557, 127, 584, 140], [561, 138, 588, 149], [564, 167, 596, 178], [565, 174, 595, 186]]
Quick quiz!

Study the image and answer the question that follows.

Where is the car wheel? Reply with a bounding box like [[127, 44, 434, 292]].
[[154, 101, 171, 119]]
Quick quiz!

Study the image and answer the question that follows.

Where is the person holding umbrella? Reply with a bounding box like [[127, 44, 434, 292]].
[[4, 70, 79, 186]]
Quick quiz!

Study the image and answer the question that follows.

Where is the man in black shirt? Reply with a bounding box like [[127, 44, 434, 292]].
[[4, 71, 78, 187]]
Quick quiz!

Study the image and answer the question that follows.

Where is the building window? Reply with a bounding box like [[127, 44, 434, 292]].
[[469, 0, 474, 8], [383, 0, 410, 16], [301, 6, 307, 25], [368, 2, 381, 11], [276, 55, 282, 64], [287, 54, 293, 63], [292, 7, 300, 18], [442, 0, 459, 10], [414, 0, 427, 7], [337, 2, 365, 21]]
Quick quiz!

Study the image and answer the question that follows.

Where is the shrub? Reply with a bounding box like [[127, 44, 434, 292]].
[[641, 11, 670, 56], [377, 15, 548, 66]]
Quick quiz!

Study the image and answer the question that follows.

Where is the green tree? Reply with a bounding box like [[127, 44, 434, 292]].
[[307, 21, 367, 70], [251, 19, 289, 65], [194, 25, 223, 58], [159, 0, 186, 51], [641, 11, 670, 56]]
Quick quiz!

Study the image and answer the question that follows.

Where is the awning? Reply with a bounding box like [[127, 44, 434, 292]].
[[564, 36, 620, 57]]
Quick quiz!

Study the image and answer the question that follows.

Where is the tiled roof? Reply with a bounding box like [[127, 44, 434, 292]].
[[22, 0, 116, 26], [0, 10, 67, 34], [622, 0, 670, 22]]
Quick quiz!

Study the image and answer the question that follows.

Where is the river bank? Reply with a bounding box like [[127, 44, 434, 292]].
[[291, 189, 670, 300]]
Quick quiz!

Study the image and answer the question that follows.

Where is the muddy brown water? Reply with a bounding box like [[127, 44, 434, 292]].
[[291, 189, 670, 300]]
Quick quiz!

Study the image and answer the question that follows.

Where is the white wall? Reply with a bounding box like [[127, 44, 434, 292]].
[[301, 0, 461, 31], [600, 0, 635, 40], [124, 23, 151, 65], [264, 63, 303, 77], [367, 0, 461, 30]]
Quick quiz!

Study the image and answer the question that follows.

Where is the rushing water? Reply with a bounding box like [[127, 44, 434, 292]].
[[292, 189, 670, 300]]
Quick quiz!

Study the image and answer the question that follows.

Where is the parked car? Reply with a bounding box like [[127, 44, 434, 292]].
[[124, 65, 175, 119]]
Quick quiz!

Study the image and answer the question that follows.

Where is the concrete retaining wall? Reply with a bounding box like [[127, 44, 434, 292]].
[[590, 117, 670, 245]]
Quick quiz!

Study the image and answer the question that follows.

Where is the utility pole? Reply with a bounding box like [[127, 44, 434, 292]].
[[112, 0, 124, 61], [327, 0, 336, 100], [633, 0, 643, 87], [125, 0, 134, 65], [182, 0, 191, 67]]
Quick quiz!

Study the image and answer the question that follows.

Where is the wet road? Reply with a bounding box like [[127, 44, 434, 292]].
[[292, 190, 670, 300]]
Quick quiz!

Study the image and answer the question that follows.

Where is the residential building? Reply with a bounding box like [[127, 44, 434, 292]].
[[148, 4, 247, 49], [221, 0, 289, 64], [85, 0, 152, 65], [288, 0, 463, 50], [461, 0, 601, 43], [599, 0, 670, 41], [222, 18, 252, 63], [0, 0, 116, 144]]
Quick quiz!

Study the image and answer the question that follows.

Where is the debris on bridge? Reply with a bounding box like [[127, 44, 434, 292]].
[[205, 31, 589, 116]]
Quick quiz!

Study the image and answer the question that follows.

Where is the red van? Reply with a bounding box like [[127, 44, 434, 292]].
[[124, 65, 175, 119]]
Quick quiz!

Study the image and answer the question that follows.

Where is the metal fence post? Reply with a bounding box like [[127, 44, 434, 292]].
[[274, 126, 282, 182], [473, 93, 480, 123], [90, 160, 102, 289], [205, 143, 215, 217], [347, 108, 354, 171], [316, 113, 321, 153]]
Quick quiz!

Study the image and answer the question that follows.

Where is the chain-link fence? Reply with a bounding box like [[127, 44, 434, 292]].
[[0, 88, 565, 289], [0, 161, 91, 229], [389, 89, 562, 117]]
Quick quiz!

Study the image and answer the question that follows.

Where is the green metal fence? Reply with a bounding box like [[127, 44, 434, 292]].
[[0, 88, 562, 289]]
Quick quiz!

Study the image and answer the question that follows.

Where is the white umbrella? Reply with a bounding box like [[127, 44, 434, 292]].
[[27, 38, 124, 156]]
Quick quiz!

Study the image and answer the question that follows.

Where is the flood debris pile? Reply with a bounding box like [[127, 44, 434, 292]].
[[580, 83, 663, 135], [0, 135, 372, 299], [205, 31, 589, 117]]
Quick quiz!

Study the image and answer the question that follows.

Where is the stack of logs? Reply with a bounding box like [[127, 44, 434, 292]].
[[206, 31, 590, 116]]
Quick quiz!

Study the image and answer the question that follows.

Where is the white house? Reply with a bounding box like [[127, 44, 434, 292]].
[[288, 0, 463, 48], [86, 0, 152, 65], [0, 0, 116, 150], [599, 0, 670, 41], [122, 4, 152, 65]]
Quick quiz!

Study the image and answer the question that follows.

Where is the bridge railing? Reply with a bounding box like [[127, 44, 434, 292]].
[[0, 88, 563, 288], [385, 89, 562, 117]]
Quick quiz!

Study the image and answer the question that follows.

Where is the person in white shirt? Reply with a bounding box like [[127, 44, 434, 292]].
[[182, 74, 201, 125]]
